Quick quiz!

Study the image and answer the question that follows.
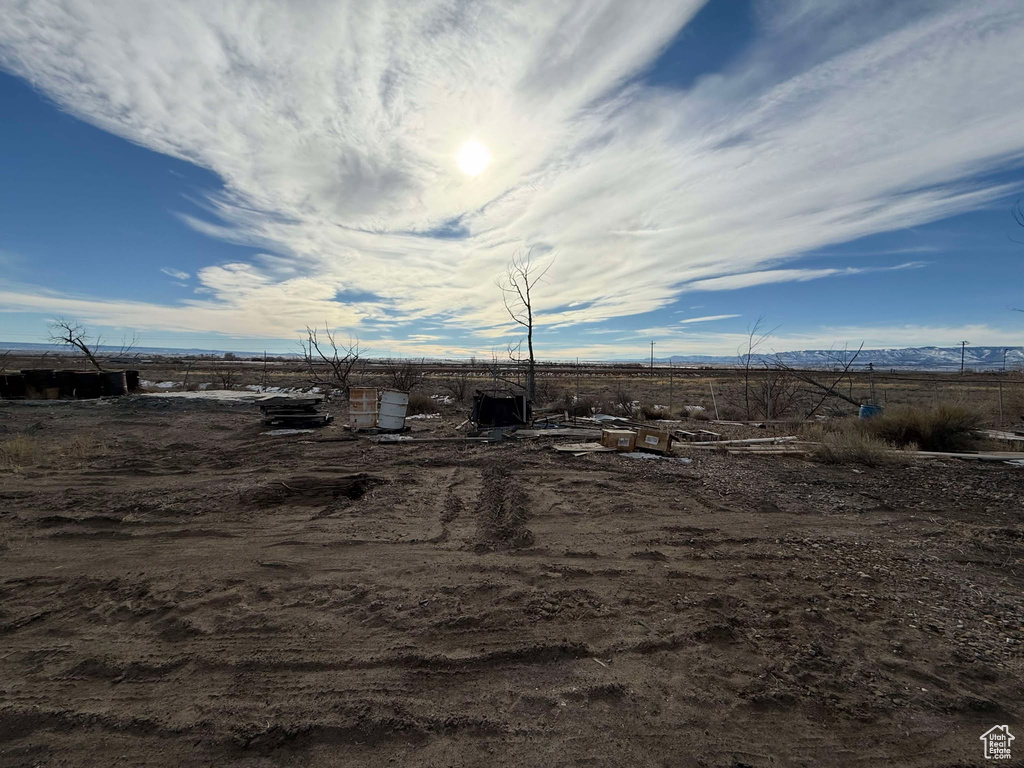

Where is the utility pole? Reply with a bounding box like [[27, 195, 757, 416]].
[[650, 340, 655, 374], [960, 340, 969, 374]]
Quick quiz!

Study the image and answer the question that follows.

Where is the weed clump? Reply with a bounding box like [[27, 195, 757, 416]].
[[867, 404, 982, 452], [813, 431, 894, 467], [406, 392, 439, 416]]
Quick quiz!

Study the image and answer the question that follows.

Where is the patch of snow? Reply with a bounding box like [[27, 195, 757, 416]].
[[142, 390, 267, 401], [620, 452, 692, 464], [140, 379, 179, 389], [407, 413, 440, 420], [261, 428, 316, 436]]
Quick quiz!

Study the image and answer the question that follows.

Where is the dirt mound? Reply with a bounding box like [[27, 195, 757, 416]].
[[475, 464, 533, 549]]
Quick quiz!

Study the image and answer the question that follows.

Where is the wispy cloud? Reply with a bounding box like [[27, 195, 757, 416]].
[[681, 262, 927, 293], [1, 2, 1022, 344], [160, 267, 190, 281], [679, 314, 741, 324]]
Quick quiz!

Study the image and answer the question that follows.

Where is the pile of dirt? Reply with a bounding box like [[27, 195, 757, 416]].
[[476, 464, 533, 549]]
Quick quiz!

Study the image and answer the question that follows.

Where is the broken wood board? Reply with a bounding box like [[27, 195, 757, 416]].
[[553, 442, 616, 455], [514, 428, 603, 439], [977, 429, 1024, 442], [686, 436, 799, 447]]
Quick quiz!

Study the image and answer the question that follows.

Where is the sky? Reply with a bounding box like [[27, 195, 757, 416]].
[[1, 0, 1023, 360]]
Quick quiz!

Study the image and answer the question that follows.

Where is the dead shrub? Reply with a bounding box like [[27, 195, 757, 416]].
[[813, 431, 894, 467], [613, 385, 637, 417], [0, 433, 101, 471], [867, 404, 982, 452], [640, 403, 669, 420], [407, 392, 438, 416], [0, 435, 43, 470], [557, 391, 599, 417], [442, 372, 473, 403], [382, 358, 425, 392]]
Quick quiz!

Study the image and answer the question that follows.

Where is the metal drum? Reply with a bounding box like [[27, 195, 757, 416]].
[[1, 374, 26, 399], [21, 369, 57, 399], [349, 387, 378, 430], [73, 371, 103, 399], [101, 371, 128, 396], [378, 390, 409, 431], [859, 403, 883, 420], [56, 370, 77, 399]]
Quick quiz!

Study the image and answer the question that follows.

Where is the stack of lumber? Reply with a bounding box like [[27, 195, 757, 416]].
[[258, 396, 333, 428]]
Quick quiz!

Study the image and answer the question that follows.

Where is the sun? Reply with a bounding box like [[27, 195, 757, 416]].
[[456, 140, 491, 176]]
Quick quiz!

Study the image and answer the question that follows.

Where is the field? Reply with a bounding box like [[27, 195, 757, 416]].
[[1, 356, 1023, 766]]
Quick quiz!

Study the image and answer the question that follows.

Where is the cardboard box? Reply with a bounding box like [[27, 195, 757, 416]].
[[600, 429, 636, 451], [636, 427, 671, 453]]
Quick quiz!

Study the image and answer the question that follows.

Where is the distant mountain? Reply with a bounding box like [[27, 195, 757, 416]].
[[2, 340, 1022, 371], [0, 341, 299, 359], [659, 346, 1024, 371]]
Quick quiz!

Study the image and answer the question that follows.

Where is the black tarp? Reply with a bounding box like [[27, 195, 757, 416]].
[[471, 390, 531, 427]]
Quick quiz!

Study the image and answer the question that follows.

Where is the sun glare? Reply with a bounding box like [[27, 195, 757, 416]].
[[456, 140, 491, 176]]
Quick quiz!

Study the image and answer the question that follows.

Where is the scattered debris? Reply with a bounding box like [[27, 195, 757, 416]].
[[620, 452, 692, 463], [600, 429, 636, 451], [978, 429, 1024, 443], [259, 396, 333, 429], [1, 368, 139, 400], [687, 436, 800, 447], [471, 390, 531, 428], [552, 442, 615, 455], [636, 427, 671, 454]]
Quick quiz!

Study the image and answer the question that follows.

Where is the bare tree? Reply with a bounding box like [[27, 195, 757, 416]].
[[0, 350, 10, 374], [772, 343, 865, 416], [737, 316, 777, 419], [211, 363, 239, 391], [49, 317, 137, 372], [381, 357, 425, 392], [442, 370, 474, 403], [299, 324, 363, 394], [496, 247, 553, 403]]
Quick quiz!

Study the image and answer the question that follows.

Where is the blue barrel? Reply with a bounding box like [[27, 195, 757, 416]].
[[859, 403, 883, 420]]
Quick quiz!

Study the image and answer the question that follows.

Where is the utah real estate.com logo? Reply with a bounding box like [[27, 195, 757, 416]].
[[980, 725, 1014, 760]]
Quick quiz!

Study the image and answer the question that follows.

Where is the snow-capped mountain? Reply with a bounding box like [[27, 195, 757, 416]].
[[663, 346, 1024, 371]]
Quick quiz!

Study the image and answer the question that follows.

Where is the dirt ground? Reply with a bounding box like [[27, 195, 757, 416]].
[[1, 394, 1022, 767]]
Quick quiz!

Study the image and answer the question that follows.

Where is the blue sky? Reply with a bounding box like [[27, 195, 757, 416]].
[[1, 0, 1023, 358]]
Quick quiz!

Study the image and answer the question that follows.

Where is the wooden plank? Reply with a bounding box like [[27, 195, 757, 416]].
[[686, 436, 799, 447], [553, 442, 615, 453]]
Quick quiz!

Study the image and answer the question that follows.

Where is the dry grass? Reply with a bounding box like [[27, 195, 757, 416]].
[[0, 432, 102, 471], [640, 403, 669, 420], [866, 404, 982, 452], [0, 434, 44, 470], [813, 430, 896, 467], [406, 392, 439, 416]]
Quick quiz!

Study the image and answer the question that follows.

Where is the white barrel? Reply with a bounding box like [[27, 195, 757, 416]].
[[378, 390, 409, 431], [349, 387, 378, 430]]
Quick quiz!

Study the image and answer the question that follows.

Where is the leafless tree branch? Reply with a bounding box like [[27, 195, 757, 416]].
[[495, 247, 553, 402]]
